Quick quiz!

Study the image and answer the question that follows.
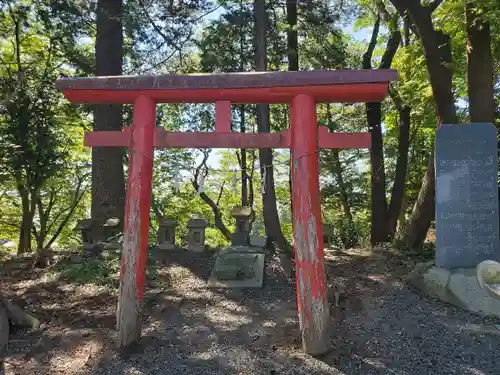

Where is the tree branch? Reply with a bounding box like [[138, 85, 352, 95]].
[[192, 153, 231, 241], [428, 0, 444, 13], [362, 14, 381, 69]]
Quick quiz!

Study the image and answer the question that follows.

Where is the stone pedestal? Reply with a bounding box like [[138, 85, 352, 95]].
[[323, 223, 334, 249], [408, 262, 500, 318], [230, 206, 252, 246], [208, 248, 265, 288], [157, 219, 178, 250], [186, 218, 208, 252]]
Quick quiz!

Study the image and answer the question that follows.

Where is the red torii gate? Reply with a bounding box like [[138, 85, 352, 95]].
[[56, 69, 398, 355]]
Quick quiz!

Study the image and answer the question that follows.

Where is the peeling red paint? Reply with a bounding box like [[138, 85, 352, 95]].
[[291, 94, 329, 355], [83, 127, 371, 149], [59, 83, 392, 104], [116, 96, 156, 349]]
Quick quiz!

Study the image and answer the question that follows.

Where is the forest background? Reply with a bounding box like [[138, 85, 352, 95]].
[[0, 0, 497, 261]]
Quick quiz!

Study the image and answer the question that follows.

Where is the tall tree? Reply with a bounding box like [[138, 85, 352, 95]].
[[363, 5, 402, 245], [93, 0, 126, 237], [286, 0, 298, 222], [0, 2, 75, 253], [389, 0, 458, 249], [465, 0, 494, 123], [254, 0, 294, 276]]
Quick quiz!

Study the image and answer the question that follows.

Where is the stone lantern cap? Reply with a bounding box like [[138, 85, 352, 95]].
[[103, 217, 120, 228], [231, 206, 252, 218], [187, 218, 208, 228], [74, 219, 94, 231], [159, 218, 178, 227]]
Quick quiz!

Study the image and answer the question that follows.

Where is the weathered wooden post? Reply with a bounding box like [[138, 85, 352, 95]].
[[116, 95, 156, 350], [290, 94, 329, 355]]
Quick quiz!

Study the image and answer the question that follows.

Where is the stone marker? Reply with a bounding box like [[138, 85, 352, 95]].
[[230, 206, 252, 246], [157, 218, 178, 250], [323, 224, 334, 249], [186, 218, 208, 252], [435, 123, 500, 269]]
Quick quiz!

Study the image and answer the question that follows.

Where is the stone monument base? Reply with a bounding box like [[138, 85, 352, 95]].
[[408, 262, 500, 318], [208, 249, 265, 288]]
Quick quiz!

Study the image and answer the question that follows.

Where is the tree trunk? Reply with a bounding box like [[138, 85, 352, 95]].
[[17, 189, 35, 254], [93, 0, 125, 238], [465, 1, 494, 123], [396, 192, 409, 233], [387, 90, 411, 238], [0, 300, 8, 367], [255, 0, 293, 277], [362, 16, 388, 245], [192, 169, 232, 241], [286, 0, 298, 224], [363, 14, 402, 245], [239, 105, 248, 207], [326, 104, 358, 247], [389, 0, 458, 249], [330, 150, 358, 248]]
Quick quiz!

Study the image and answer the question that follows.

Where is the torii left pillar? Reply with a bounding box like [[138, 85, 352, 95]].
[[116, 96, 156, 348]]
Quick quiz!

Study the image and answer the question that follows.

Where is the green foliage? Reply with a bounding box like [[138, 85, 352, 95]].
[[1, 0, 498, 260]]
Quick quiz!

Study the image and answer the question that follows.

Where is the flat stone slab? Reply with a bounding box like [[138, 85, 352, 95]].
[[208, 252, 265, 288], [408, 263, 500, 318]]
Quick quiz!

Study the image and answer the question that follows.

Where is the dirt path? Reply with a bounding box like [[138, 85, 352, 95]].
[[1, 249, 499, 374]]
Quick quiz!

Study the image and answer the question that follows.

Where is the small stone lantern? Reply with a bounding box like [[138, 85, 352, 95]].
[[231, 206, 252, 246], [157, 218, 178, 250], [103, 217, 122, 249], [74, 219, 95, 251], [186, 218, 208, 252], [323, 223, 334, 249]]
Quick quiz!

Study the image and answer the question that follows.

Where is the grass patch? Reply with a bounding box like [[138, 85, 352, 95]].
[[56, 251, 121, 287], [55, 248, 165, 288]]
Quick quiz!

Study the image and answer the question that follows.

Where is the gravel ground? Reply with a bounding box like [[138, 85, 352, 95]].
[[3, 248, 500, 375]]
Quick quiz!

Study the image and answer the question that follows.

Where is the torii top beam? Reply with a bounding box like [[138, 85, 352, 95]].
[[55, 69, 398, 105]]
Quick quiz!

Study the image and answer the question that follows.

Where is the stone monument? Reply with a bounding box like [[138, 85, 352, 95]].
[[157, 218, 178, 250], [435, 123, 500, 268], [408, 123, 500, 318], [230, 206, 252, 246], [186, 218, 208, 252], [323, 223, 334, 249]]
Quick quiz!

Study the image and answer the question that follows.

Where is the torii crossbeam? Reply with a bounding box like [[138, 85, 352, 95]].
[[56, 69, 398, 355]]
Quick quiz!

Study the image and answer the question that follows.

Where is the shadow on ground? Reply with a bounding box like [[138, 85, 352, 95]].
[[1, 248, 499, 374]]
